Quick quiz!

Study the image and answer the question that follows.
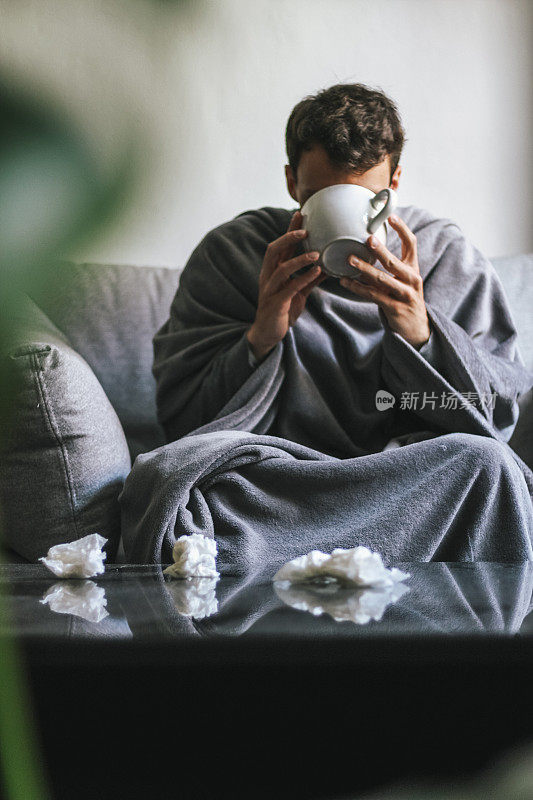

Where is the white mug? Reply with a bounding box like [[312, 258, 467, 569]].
[[300, 183, 398, 279]]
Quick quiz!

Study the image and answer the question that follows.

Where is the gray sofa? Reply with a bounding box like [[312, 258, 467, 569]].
[[1, 254, 532, 564]]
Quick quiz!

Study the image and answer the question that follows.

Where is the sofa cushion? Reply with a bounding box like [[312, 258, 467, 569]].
[[29, 261, 181, 459], [0, 292, 131, 563]]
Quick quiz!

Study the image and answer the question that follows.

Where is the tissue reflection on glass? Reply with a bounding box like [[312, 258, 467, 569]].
[[40, 581, 109, 624], [272, 547, 410, 625], [162, 533, 220, 619], [39, 532, 107, 579], [274, 581, 410, 625], [163, 533, 220, 579], [273, 545, 410, 588], [163, 577, 219, 620]]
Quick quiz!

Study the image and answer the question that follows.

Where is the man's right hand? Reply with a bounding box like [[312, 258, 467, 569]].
[[246, 210, 327, 362]]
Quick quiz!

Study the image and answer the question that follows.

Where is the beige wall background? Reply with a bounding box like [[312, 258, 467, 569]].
[[2, 0, 532, 266]]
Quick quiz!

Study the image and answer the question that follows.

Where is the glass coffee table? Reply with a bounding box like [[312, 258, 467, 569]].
[[2, 561, 533, 799]]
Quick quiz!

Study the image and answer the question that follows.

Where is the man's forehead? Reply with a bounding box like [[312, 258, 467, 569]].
[[298, 177, 384, 198], [295, 149, 390, 197]]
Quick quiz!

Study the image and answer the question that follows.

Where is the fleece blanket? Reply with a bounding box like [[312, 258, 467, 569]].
[[118, 204, 533, 571]]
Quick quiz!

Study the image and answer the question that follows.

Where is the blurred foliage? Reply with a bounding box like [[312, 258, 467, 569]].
[[0, 76, 139, 296], [0, 2, 188, 795], [0, 4, 188, 797], [0, 75, 142, 428], [0, 65, 142, 800]]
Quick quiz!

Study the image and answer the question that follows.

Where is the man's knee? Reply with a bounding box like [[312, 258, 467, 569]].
[[440, 432, 517, 475]]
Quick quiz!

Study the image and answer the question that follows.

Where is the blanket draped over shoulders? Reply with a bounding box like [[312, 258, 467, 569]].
[[118, 204, 533, 571]]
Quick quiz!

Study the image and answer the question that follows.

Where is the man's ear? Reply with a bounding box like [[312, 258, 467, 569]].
[[390, 164, 402, 191], [285, 165, 299, 203]]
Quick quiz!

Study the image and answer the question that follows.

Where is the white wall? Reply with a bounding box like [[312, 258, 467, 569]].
[[2, 0, 532, 265]]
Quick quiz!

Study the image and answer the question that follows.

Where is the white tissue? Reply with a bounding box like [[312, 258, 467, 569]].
[[164, 577, 219, 619], [163, 533, 220, 579], [272, 545, 410, 588], [39, 533, 107, 579], [40, 581, 109, 623], [274, 581, 410, 625]]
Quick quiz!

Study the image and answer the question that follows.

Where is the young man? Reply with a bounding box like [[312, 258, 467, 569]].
[[119, 83, 533, 568]]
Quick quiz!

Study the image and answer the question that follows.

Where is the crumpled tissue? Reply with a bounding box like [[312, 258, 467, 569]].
[[39, 533, 107, 579], [164, 577, 219, 619], [40, 580, 109, 623], [163, 533, 220, 579], [274, 581, 410, 625], [272, 545, 410, 588]]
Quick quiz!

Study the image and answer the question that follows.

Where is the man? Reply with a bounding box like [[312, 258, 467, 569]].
[[119, 83, 533, 569]]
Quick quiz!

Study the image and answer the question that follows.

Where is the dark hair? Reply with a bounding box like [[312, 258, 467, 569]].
[[285, 83, 406, 184]]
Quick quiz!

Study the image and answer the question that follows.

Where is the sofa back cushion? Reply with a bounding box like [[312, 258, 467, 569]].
[[0, 292, 131, 562], [490, 254, 533, 469], [30, 261, 182, 459], [491, 253, 533, 372]]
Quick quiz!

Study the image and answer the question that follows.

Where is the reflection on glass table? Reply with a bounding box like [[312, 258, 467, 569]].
[[40, 580, 109, 624], [273, 579, 410, 625], [1, 561, 533, 642]]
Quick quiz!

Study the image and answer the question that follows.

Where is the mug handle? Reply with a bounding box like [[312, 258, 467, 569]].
[[367, 188, 397, 234]]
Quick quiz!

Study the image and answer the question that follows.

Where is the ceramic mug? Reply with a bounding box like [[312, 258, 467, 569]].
[[299, 184, 398, 279]]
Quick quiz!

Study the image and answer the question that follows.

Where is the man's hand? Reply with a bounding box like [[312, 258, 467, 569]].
[[339, 214, 431, 349], [247, 210, 328, 361]]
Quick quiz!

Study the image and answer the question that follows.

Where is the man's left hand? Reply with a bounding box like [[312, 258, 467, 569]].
[[339, 214, 431, 349]]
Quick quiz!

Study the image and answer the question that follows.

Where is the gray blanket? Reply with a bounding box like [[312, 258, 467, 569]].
[[118, 204, 533, 570]]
